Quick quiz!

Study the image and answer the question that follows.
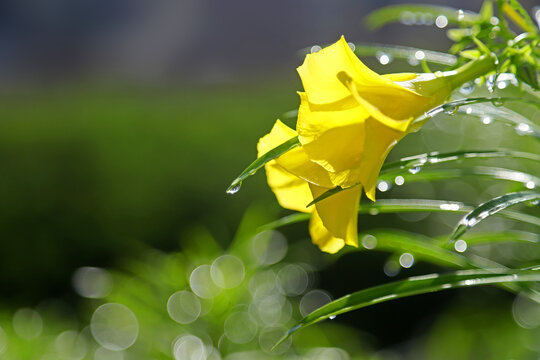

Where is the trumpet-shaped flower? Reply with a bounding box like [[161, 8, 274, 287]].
[[258, 36, 495, 253]]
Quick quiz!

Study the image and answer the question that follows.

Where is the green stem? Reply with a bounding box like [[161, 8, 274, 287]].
[[446, 53, 498, 89]]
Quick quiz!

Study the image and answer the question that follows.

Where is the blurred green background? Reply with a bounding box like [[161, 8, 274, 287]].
[[0, 0, 538, 359]]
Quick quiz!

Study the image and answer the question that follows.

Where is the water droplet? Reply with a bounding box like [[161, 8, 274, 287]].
[[376, 52, 392, 65], [399, 253, 415, 268], [414, 50, 426, 60], [329, 315, 336, 320], [347, 42, 355, 51], [491, 98, 505, 107], [459, 82, 475, 95], [439, 203, 461, 211], [490, 16, 500, 25], [454, 239, 467, 253], [361, 235, 377, 249], [457, 9, 464, 21], [91, 303, 139, 351], [496, 80, 508, 89], [525, 181, 536, 189], [515, 123, 533, 136], [408, 166, 422, 174], [226, 183, 241, 195], [377, 181, 390, 192], [394, 176, 405, 186], [481, 116, 493, 125], [443, 105, 458, 115], [486, 75, 495, 92], [310, 45, 322, 53], [435, 15, 448, 28]]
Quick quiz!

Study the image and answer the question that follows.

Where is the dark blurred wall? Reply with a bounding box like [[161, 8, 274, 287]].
[[2, 0, 536, 86]]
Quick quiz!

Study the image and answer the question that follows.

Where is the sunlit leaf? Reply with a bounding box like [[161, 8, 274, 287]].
[[365, 4, 480, 30], [353, 44, 457, 65], [260, 198, 540, 231], [275, 268, 540, 347], [450, 191, 540, 240], [226, 137, 299, 194]]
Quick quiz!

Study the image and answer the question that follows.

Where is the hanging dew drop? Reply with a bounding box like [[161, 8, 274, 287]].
[[443, 105, 458, 115], [408, 166, 422, 174], [457, 9, 464, 21], [486, 75, 495, 93], [491, 98, 505, 107], [329, 315, 336, 320], [459, 82, 475, 95], [226, 183, 242, 195], [515, 123, 533, 136]]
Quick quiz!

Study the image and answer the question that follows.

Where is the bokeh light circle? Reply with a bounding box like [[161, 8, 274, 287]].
[[224, 311, 257, 344], [210, 255, 245, 289], [167, 291, 201, 324], [251, 230, 288, 265], [72, 267, 113, 299], [91, 303, 139, 351], [172, 335, 206, 360], [190, 265, 221, 299], [12, 308, 43, 340], [300, 290, 332, 317]]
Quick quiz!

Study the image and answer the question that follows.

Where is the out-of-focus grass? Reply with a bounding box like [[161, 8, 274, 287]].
[[0, 82, 299, 302]]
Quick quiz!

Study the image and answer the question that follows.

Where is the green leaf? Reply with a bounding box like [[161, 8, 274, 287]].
[[260, 198, 540, 231], [275, 268, 540, 348], [501, 0, 538, 34], [454, 230, 539, 246], [352, 43, 457, 66], [381, 150, 540, 174], [308, 147, 540, 205], [450, 191, 540, 240], [226, 137, 299, 194], [412, 97, 540, 137], [365, 4, 480, 30]]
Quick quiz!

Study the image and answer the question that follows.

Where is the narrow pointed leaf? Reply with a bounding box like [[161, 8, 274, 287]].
[[381, 149, 540, 174], [275, 269, 540, 347], [451, 191, 540, 240], [353, 44, 457, 65], [365, 4, 480, 30], [260, 198, 540, 231], [226, 137, 299, 194]]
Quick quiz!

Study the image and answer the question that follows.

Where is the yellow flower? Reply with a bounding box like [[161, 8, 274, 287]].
[[257, 36, 495, 253]]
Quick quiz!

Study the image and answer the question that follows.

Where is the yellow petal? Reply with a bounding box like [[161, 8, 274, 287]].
[[263, 161, 313, 213], [309, 211, 345, 254], [358, 117, 404, 201], [257, 120, 334, 188], [309, 183, 361, 246], [298, 36, 402, 105], [382, 73, 418, 82], [297, 92, 368, 174]]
